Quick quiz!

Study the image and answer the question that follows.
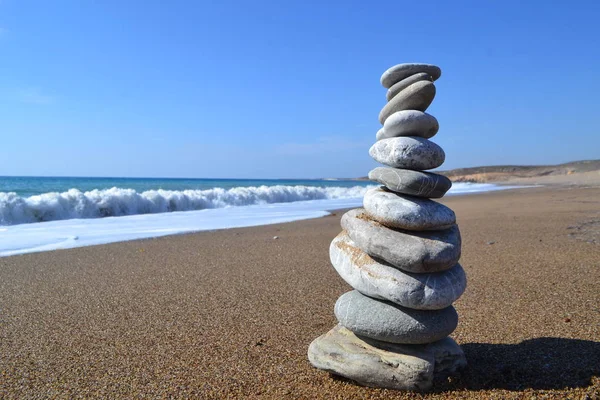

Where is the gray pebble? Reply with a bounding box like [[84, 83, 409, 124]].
[[335, 290, 459, 344], [368, 167, 452, 198], [363, 187, 456, 230], [369, 137, 445, 170], [381, 110, 439, 140], [379, 81, 436, 124], [341, 208, 461, 273], [386, 72, 433, 101], [380, 63, 441, 88], [330, 231, 466, 309]]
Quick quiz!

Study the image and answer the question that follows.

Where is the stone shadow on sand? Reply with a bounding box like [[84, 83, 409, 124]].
[[436, 337, 600, 391]]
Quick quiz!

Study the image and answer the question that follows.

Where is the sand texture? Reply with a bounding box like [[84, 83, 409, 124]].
[[1, 186, 599, 399]]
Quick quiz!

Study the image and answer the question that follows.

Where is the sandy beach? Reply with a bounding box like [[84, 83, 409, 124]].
[[1, 185, 599, 399]]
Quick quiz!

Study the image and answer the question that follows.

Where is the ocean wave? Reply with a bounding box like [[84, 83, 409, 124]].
[[0, 185, 375, 225]]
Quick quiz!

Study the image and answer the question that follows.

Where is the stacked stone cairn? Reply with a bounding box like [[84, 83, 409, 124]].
[[308, 63, 467, 391]]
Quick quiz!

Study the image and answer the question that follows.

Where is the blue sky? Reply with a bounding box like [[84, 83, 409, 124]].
[[1, 0, 599, 179]]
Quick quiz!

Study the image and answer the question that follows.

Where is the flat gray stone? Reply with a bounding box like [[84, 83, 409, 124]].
[[363, 187, 456, 230], [369, 137, 445, 170], [330, 231, 466, 308], [356, 335, 466, 377], [335, 291, 458, 344], [341, 208, 461, 273], [381, 63, 442, 88], [386, 72, 432, 101], [380, 110, 439, 140], [426, 336, 467, 375], [308, 325, 434, 391], [368, 167, 451, 198], [379, 81, 436, 124], [308, 325, 466, 391]]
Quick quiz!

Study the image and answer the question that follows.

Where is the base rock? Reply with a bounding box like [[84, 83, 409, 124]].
[[308, 325, 465, 391]]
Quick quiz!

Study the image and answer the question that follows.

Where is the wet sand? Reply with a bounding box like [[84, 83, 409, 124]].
[[1, 186, 599, 399]]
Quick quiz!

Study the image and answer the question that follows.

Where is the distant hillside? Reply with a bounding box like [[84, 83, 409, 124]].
[[353, 160, 600, 183], [438, 160, 600, 183]]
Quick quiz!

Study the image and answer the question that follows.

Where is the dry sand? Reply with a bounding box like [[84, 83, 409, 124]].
[[1, 185, 599, 399], [505, 170, 600, 188]]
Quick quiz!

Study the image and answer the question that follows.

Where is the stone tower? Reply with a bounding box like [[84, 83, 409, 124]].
[[308, 63, 467, 391]]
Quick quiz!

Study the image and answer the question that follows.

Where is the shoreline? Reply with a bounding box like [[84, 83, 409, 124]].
[[1, 185, 599, 398], [0, 182, 533, 258], [1, 177, 595, 258]]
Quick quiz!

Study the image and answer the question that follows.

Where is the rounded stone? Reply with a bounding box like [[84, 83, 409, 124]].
[[341, 208, 461, 273], [386, 72, 433, 101], [375, 127, 385, 141], [380, 110, 439, 140], [369, 137, 445, 170], [381, 63, 441, 88], [330, 231, 466, 309], [363, 187, 456, 230], [379, 81, 436, 124], [368, 167, 452, 198], [335, 290, 459, 344]]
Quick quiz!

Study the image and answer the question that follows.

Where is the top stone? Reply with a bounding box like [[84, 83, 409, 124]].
[[381, 63, 442, 89]]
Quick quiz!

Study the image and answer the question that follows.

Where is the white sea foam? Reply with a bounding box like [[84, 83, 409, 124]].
[[0, 185, 372, 225], [0, 198, 364, 257], [0, 182, 527, 257]]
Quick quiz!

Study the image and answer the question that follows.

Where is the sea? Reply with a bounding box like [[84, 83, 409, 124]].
[[0, 176, 520, 256]]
